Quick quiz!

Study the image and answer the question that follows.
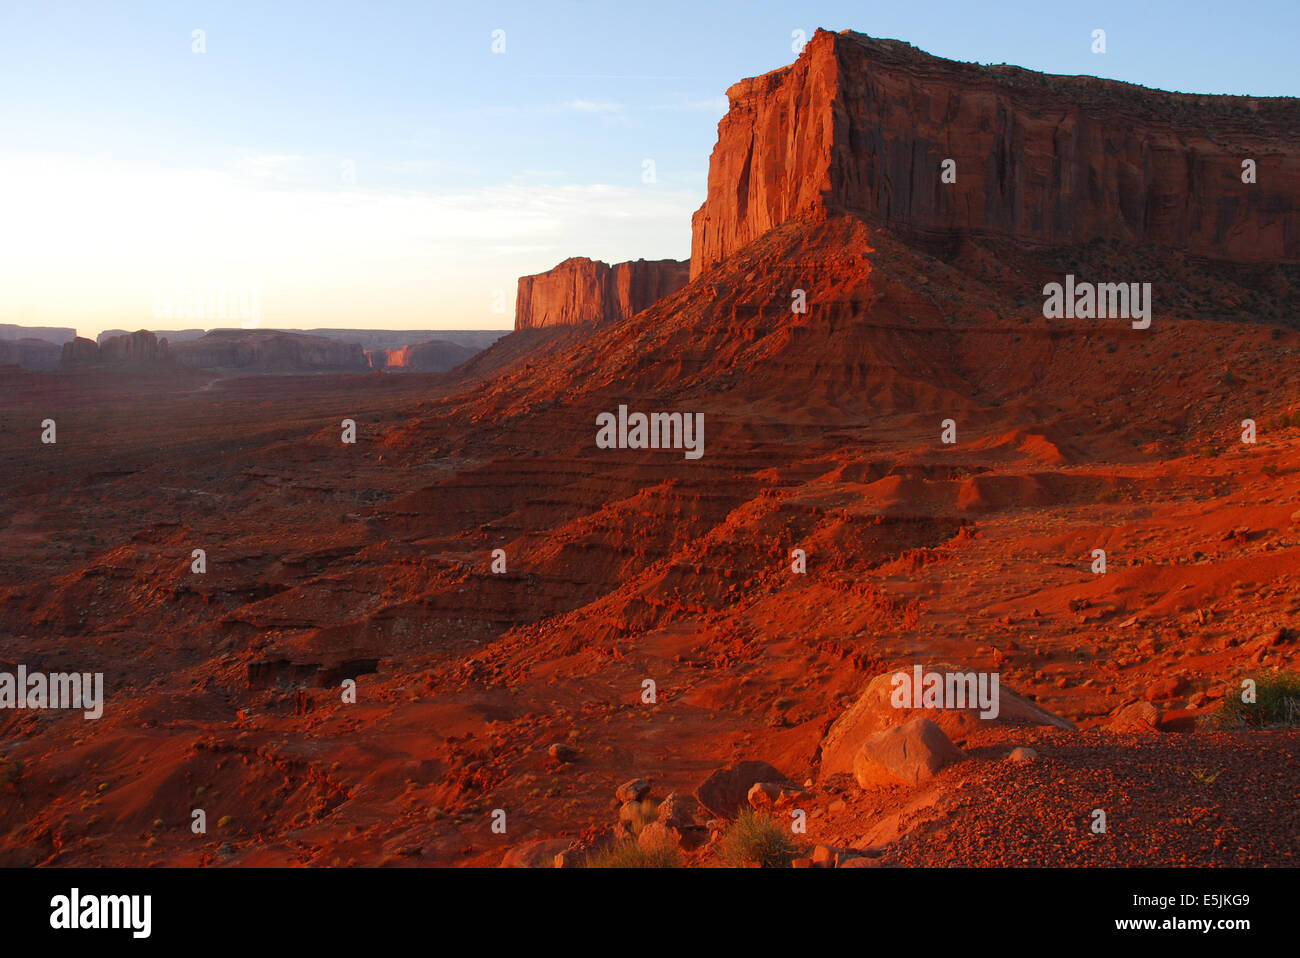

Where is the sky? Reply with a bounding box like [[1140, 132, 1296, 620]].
[[0, 0, 1296, 339]]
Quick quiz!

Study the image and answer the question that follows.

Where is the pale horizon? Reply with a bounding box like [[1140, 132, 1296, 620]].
[[3, 0, 1296, 341]]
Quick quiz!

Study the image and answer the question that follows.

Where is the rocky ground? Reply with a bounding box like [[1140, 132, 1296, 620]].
[[1, 228, 1297, 867]]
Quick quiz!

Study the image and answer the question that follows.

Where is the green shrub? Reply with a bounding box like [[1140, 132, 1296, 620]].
[[0, 758, 23, 788], [586, 839, 681, 868], [1212, 672, 1300, 729], [717, 809, 799, 868]]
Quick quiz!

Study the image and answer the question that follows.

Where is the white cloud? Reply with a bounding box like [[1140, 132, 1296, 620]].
[[651, 96, 729, 113]]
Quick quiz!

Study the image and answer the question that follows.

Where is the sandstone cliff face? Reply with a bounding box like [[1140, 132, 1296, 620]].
[[60, 337, 103, 366], [0, 338, 63, 370], [515, 257, 689, 330], [170, 330, 367, 371], [691, 29, 1299, 277], [100, 330, 171, 364], [61, 331, 171, 367], [0, 324, 75, 345]]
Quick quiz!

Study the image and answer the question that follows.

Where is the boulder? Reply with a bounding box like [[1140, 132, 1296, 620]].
[[616, 779, 651, 804], [696, 760, 787, 818], [499, 838, 573, 868], [1109, 700, 1160, 733], [656, 792, 702, 826], [547, 742, 578, 763], [819, 664, 1074, 778], [852, 718, 966, 788]]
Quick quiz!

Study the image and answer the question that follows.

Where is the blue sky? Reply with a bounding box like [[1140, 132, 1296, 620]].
[[1, 0, 1295, 337]]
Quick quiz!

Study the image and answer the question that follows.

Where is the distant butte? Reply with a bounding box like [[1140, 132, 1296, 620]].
[[514, 257, 690, 330]]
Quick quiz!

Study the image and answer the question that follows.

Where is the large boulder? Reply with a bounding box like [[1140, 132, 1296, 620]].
[[819, 663, 1074, 779], [852, 718, 966, 788], [695, 760, 788, 818]]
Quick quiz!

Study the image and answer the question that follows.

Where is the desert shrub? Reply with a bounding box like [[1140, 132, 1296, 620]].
[[717, 809, 798, 868], [1211, 672, 1300, 729], [0, 758, 23, 788], [586, 839, 681, 868]]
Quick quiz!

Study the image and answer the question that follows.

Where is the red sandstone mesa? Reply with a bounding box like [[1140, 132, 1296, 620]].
[[690, 29, 1300, 278], [365, 340, 478, 373], [514, 257, 690, 329], [60, 330, 172, 367]]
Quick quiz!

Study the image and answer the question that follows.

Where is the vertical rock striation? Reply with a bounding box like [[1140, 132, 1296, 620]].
[[515, 257, 690, 330], [690, 29, 1299, 278]]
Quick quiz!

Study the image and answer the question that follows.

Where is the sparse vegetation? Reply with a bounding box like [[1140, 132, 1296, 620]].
[[1211, 672, 1300, 729], [586, 839, 681, 868], [0, 758, 24, 789], [717, 809, 799, 868]]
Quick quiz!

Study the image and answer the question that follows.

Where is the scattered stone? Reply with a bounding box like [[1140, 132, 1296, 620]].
[[852, 718, 966, 788], [828, 798, 847, 814], [1007, 746, 1039, 763], [792, 857, 813, 868], [1144, 676, 1187, 702]]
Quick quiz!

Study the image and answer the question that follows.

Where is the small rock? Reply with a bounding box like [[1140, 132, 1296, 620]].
[[746, 781, 805, 809], [791, 857, 813, 868], [547, 743, 578, 763], [656, 791, 702, 827], [1007, 746, 1039, 763], [615, 779, 651, 804], [839, 856, 881, 868]]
